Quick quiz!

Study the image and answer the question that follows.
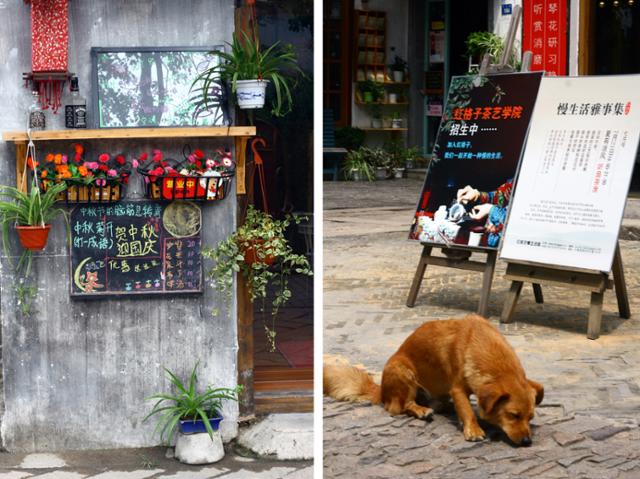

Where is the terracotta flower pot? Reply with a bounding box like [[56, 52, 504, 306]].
[[15, 224, 52, 251], [242, 239, 276, 266]]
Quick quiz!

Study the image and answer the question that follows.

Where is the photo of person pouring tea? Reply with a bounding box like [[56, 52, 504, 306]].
[[409, 72, 543, 249]]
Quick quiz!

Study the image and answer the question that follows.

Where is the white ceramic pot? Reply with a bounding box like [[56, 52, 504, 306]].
[[394, 168, 405, 179], [393, 70, 404, 83], [371, 118, 383, 129], [235, 79, 269, 109], [388, 93, 398, 104], [375, 167, 387, 180], [391, 118, 403, 128]]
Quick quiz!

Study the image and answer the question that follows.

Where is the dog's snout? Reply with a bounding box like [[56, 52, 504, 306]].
[[520, 436, 532, 447]]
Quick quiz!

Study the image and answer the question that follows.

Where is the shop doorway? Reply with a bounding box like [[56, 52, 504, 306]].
[[580, 0, 640, 190]]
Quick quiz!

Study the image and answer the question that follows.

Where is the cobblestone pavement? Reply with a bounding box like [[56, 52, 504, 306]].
[[323, 183, 640, 479]]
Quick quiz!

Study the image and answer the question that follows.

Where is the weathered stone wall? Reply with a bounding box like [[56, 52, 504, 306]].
[[0, 0, 239, 452]]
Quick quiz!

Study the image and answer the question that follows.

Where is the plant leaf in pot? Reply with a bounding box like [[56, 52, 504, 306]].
[[0, 182, 68, 252], [193, 32, 304, 117]]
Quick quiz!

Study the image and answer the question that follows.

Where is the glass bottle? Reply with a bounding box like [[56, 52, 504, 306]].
[[28, 90, 46, 131], [65, 77, 87, 128]]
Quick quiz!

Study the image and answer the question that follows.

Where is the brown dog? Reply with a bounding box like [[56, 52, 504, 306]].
[[324, 314, 544, 446]]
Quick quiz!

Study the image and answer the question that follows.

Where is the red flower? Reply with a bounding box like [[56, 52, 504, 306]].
[[115, 155, 126, 165], [139, 152, 149, 162], [98, 164, 109, 172], [194, 148, 205, 159], [195, 161, 203, 170], [27, 156, 38, 169], [152, 166, 165, 176], [74, 153, 82, 163], [98, 153, 109, 163], [121, 173, 129, 184]]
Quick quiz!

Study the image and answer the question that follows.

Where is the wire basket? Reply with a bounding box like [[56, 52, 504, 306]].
[[138, 170, 234, 201], [44, 180, 125, 204]]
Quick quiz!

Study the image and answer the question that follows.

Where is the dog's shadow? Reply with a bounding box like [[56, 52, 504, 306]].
[[416, 389, 532, 448]]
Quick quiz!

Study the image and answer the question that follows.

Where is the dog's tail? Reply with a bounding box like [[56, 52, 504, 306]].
[[323, 362, 381, 405]]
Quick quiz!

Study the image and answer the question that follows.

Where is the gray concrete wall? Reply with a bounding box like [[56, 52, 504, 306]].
[[0, 0, 239, 452]]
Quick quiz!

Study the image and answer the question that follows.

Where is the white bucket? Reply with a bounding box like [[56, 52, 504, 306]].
[[236, 79, 269, 109]]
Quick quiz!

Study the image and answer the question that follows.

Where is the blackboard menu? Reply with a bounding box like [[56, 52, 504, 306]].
[[70, 201, 203, 296]]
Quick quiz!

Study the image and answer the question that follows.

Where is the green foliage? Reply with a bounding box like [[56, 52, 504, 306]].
[[384, 140, 421, 170], [0, 182, 68, 277], [342, 148, 374, 181], [465, 31, 519, 73], [390, 55, 408, 72], [359, 80, 385, 103], [202, 206, 312, 350], [144, 362, 242, 444], [194, 32, 304, 117], [335, 126, 365, 151], [16, 282, 38, 317]]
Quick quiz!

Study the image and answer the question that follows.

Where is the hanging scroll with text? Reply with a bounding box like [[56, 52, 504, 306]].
[[70, 201, 203, 296]]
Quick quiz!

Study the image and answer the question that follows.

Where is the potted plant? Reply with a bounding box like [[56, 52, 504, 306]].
[[0, 181, 67, 253], [342, 147, 374, 181], [194, 32, 303, 116], [34, 144, 131, 203], [144, 362, 242, 465], [391, 112, 403, 129], [361, 147, 390, 180], [465, 31, 519, 73], [202, 206, 312, 351], [390, 54, 408, 82], [135, 148, 235, 201], [358, 79, 385, 104]]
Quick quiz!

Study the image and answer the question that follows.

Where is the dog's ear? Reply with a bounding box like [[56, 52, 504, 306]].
[[477, 384, 509, 415], [527, 379, 544, 405]]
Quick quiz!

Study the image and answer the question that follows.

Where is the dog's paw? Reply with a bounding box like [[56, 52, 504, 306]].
[[463, 424, 486, 442], [407, 404, 434, 421]]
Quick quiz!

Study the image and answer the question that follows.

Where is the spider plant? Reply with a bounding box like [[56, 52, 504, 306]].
[[144, 362, 242, 443], [0, 182, 68, 275], [193, 32, 304, 117]]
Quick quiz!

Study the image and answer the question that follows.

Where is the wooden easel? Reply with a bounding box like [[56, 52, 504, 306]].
[[500, 242, 631, 339], [407, 5, 545, 317], [406, 244, 543, 317]]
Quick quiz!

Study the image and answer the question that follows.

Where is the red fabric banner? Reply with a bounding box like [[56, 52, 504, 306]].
[[522, 0, 567, 76], [31, 0, 69, 72]]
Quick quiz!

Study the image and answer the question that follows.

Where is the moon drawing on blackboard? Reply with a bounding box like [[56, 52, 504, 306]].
[[163, 201, 202, 238], [74, 257, 104, 293]]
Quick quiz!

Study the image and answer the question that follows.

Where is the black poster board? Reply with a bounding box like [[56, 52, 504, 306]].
[[409, 72, 543, 250], [70, 201, 202, 297]]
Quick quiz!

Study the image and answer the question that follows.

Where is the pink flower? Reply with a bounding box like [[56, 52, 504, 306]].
[[61, 155, 68, 164], [85, 161, 99, 170], [107, 169, 118, 177], [96, 178, 106, 186], [205, 159, 215, 169], [98, 153, 109, 163], [188, 154, 196, 164], [132, 159, 139, 168], [223, 158, 234, 168]]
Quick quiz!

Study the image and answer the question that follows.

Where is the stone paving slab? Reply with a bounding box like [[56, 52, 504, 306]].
[[323, 201, 640, 478]]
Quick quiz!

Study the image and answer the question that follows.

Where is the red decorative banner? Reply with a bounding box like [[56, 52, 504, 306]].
[[31, 0, 69, 72], [522, 0, 567, 76]]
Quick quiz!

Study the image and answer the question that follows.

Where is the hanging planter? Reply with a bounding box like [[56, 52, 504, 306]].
[[15, 224, 52, 251], [241, 238, 276, 266], [136, 148, 235, 202], [235, 79, 269, 109]]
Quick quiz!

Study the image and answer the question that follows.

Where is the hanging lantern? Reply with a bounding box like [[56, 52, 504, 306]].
[[23, 0, 72, 113]]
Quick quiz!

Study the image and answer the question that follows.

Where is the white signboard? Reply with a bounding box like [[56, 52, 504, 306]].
[[500, 75, 640, 273]]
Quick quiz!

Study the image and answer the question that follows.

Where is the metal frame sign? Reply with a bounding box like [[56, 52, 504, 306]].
[[500, 75, 640, 272]]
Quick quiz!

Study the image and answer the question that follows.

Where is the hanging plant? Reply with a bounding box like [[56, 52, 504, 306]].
[[202, 206, 312, 351]]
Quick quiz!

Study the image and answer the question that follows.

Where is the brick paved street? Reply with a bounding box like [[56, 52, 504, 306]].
[[323, 180, 640, 479]]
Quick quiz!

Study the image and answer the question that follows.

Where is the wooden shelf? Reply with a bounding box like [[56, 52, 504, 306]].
[[2, 126, 256, 143], [361, 127, 408, 131], [355, 80, 411, 86], [355, 100, 409, 106]]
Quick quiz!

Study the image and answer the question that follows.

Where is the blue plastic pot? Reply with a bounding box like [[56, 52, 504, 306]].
[[179, 412, 223, 435]]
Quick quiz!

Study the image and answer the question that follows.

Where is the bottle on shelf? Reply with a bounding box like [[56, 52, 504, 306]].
[[65, 77, 87, 129], [28, 90, 46, 131]]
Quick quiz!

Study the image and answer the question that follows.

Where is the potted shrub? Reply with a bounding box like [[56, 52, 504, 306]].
[[358, 79, 385, 104], [390, 54, 408, 82], [202, 206, 312, 351], [194, 32, 303, 116], [342, 147, 374, 181], [360, 147, 390, 180], [465, 31, 519, 73], [144, 362, 242, 465], [0, 181, 67, 253]]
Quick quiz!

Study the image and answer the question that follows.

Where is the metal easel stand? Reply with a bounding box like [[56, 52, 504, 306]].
[[500, 242, 631, 340], [406, 5, 545, 318]]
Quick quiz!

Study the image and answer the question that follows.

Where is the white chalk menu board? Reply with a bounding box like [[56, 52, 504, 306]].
[[500, 75, 640, 272]]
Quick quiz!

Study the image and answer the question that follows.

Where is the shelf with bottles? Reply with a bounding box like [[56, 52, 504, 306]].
[[354, 10, 387, 87]]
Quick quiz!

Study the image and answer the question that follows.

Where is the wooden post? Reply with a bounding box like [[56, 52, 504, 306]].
[[587, 291, 604, 340], [612, 244, 631, 319], [532, 283, 544, 304], [15, 142, 27, 192], [478, 250, 497, 317], [406, 245, 432, 307], [501, 280, 523, 323]]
